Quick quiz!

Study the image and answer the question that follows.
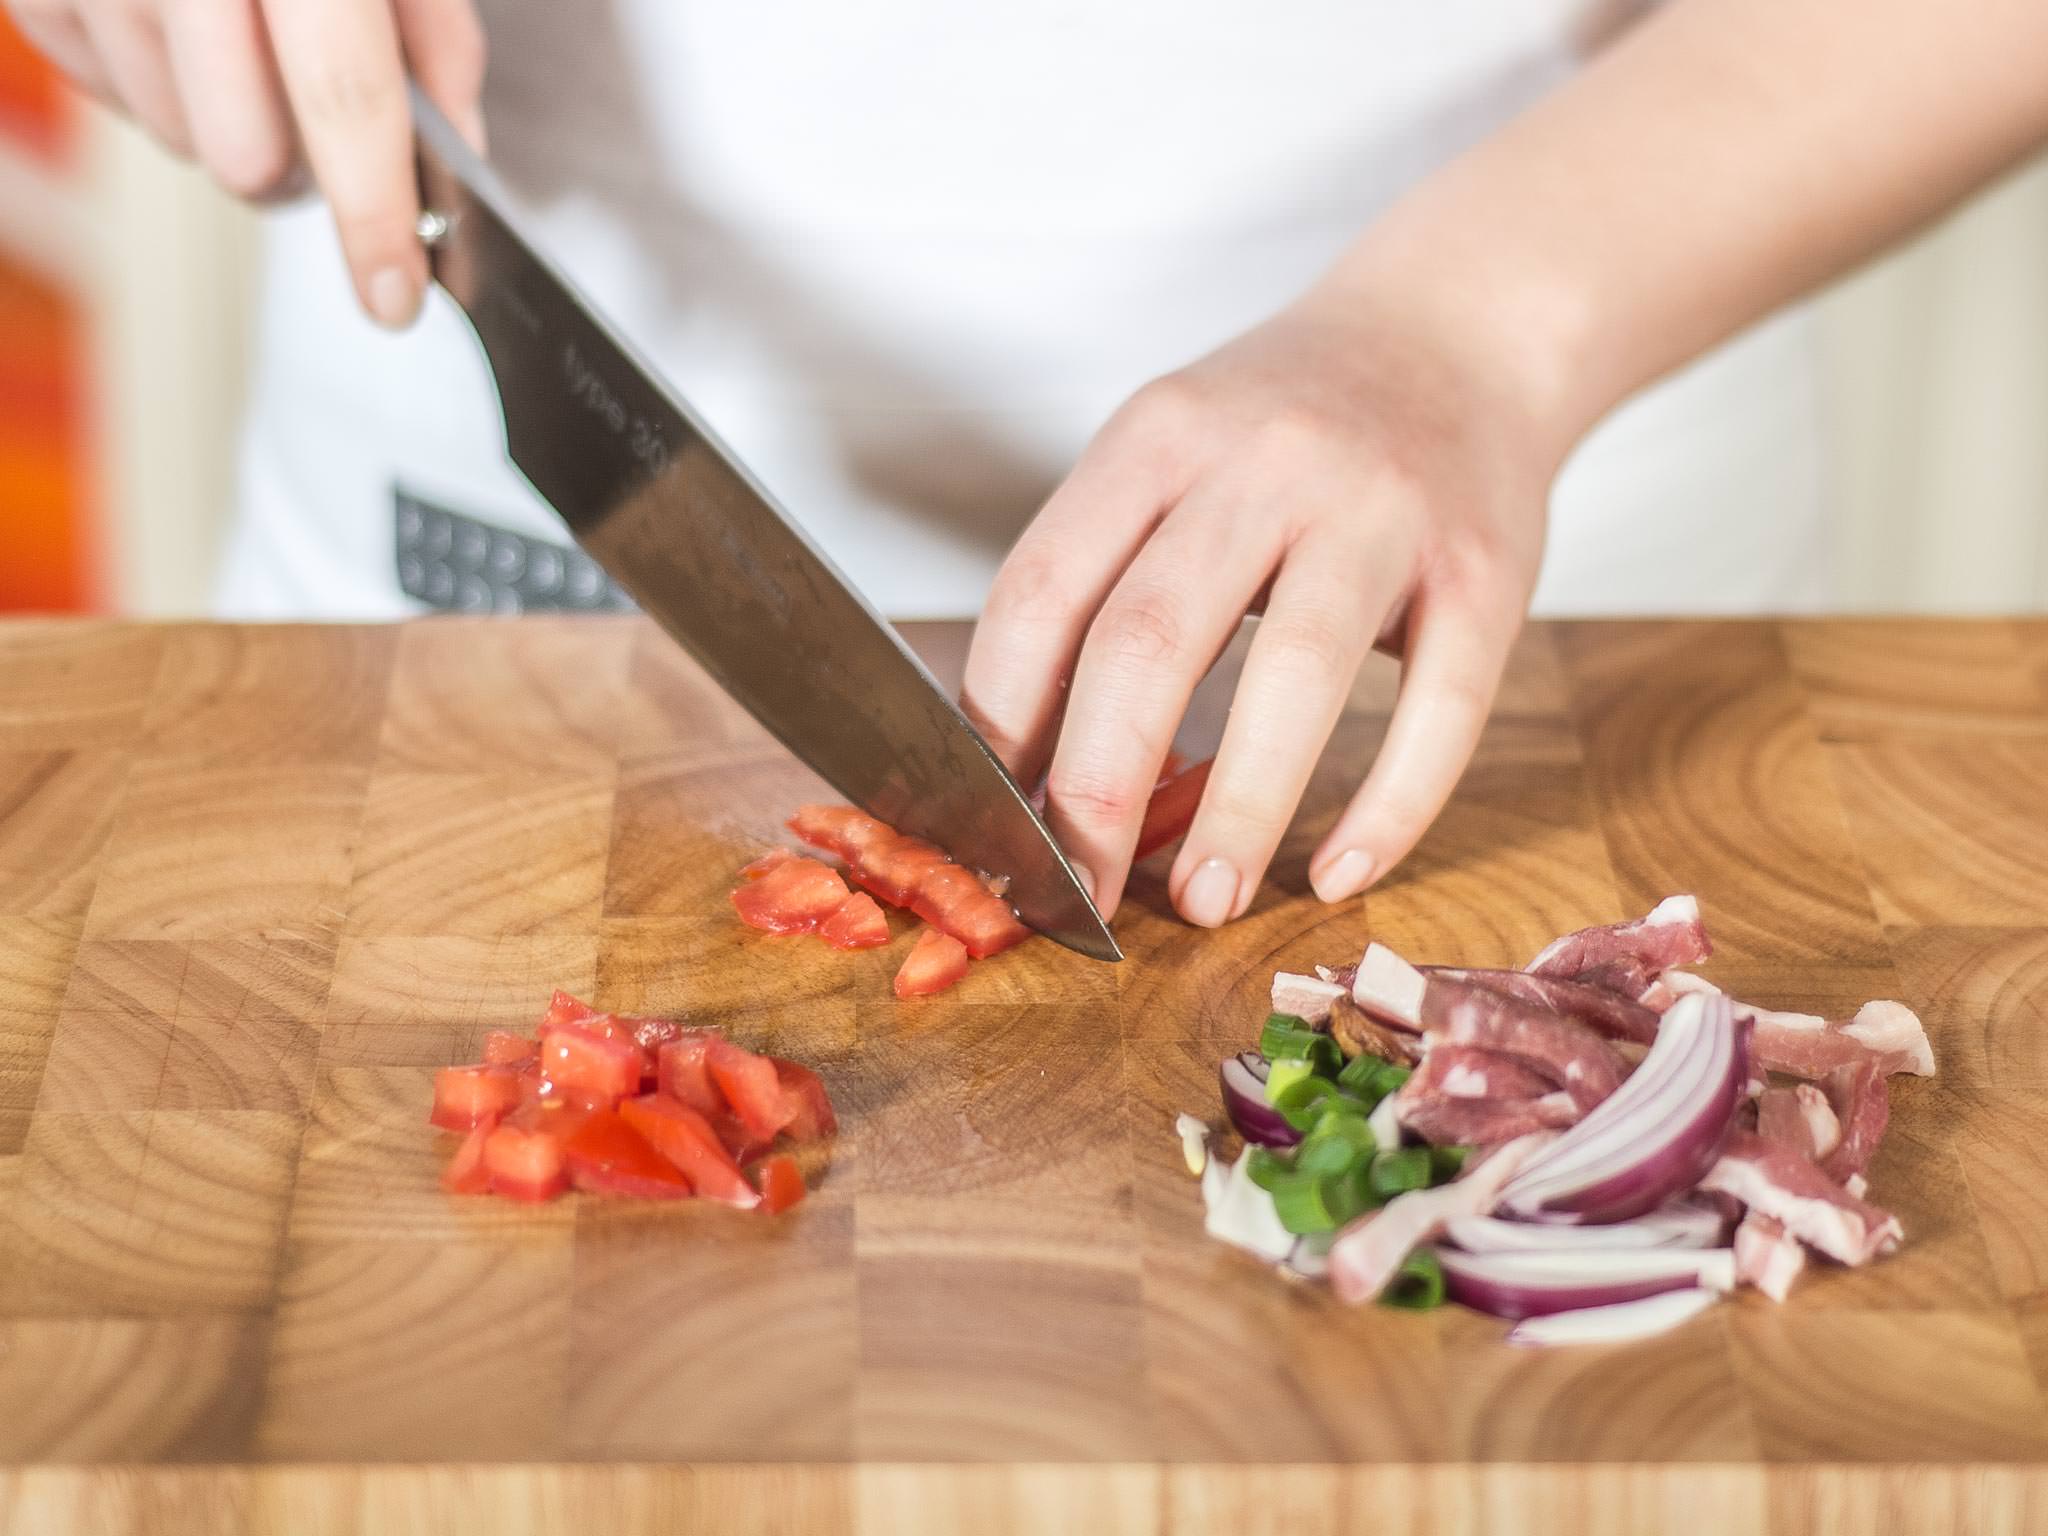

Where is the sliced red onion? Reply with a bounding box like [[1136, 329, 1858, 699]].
[[1501, 991, 1749, 1224], [1506, 1287, 1720, 1347], [1443, 1200, 1724, 1255], [1435, 1244, 1736, 1320], [1220, 1051, 1299, 1148]]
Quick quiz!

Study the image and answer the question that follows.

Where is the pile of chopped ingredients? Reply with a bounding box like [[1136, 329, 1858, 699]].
[[734, 757, 1213, 998], [430, 991, 836, 1210], [1182, 895, 1936, 1346]]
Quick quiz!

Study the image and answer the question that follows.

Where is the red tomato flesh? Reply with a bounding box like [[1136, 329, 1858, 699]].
[[430, 1063, 522, 1129], [730, 856, 852, 934], [1134, 757, 1214, 859], [541, 990, 603, 1031], [818, 891, 890, 950], [482, 1030, 538, 1066], [771, 1058, 838, 1141], [656, 1033, 725, 1115], [707, 1038, 799, 1141], [618, 1095, 761, 1208], [786, 810, 1030, 958], [562, 1109, 694, 1198], [440, 1118, 498, 1193], [738, 847, 795, 880], [482, 1114, 572, 1201], [753, 1153, 807, 1214], [894, 926, 971, 998], [536, 1021, 644, 1106], [709, 1111, 775, 1164]]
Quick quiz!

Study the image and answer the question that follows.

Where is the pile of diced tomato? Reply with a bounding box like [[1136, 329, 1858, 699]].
[[429, 991, 835, 1210], [731, 758, 1213, 1000]]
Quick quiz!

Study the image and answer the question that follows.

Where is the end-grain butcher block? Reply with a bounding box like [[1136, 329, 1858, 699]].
[[1, 615, 2047, 1535]]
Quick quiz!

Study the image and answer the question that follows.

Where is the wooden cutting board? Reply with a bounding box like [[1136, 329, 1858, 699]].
[[2, 616, 2047, 1536]]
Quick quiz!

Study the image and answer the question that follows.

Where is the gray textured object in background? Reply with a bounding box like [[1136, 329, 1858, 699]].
[[394, 489, 636, 614]]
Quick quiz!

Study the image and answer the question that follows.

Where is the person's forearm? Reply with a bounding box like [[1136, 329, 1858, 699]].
[[1321, 0, 2048, 464]]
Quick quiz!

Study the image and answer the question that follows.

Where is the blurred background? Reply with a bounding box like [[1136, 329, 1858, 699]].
[[3, 15, 2046, 617]]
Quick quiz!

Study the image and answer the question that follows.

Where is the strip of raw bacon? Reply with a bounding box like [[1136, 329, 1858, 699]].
[[1270, 970, 1345, 1026], [1407, 1045, 1556, 1102], [1328, 995, 1424, 1066], [1424, 966, 1661, 1046], [1328, 1132, 1557, 1304], [1663, 973, 1935, 1079], [1818, 1061, 1890, 1183], [1698, 1129, 1902, 1266], [1397, 1091, 1581, 1148], [1733, 1212, 1807, 1301], [1525, 894, 1713, 983], [1755, 1084, 1841, 1163]]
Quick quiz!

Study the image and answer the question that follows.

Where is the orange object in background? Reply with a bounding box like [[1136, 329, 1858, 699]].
[[0, 255, 99, 611], [0, 9, 99, 613]]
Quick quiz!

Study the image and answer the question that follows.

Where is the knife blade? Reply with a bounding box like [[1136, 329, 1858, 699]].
[[409, 89, 1119, 962]]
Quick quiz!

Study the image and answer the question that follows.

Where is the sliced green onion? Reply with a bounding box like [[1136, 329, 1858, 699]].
[[1380, 1249, 1446, 1310], [1269, 1170, 1342, 1234], [1260, 1017, 1341, 1075], [1368, 1146, 1434, 1201], [1245, 1145, 1293, 1192], [1272, 1075, 1346, 1132], [1430, 1145, 1472, 1182], [1295, 1117, 1374, 1178], [1264, 1058, 1315, 1105], [1337, 1054, 1413, 1103]]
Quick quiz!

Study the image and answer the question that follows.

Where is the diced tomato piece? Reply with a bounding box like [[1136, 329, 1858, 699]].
[[626, 1014, 690, 1055], [945, 893, 1032, 959], [482, 1030, 538, 1066], [730, 856, 851, 934], [848, 834, 946, 906], [771, 1058, 838, 1141], [536, 1021, 644, 1106], [430, 1063, 522, 1129], [909, 862, 987, 924], [656, 1033, 726, 1115], [753, 1153, 807, 1215], [541, 989, 604, 1031], [562, 1109, 694, 1198], [515, 1062, 615, 1114], [1134, 757, 1214, 859], [709, 1111, 775, 1164], [707, 1038, 799, 1141], [482, 1114, 571, 1201], [739, 846, 796, 880], [440, 1117, 498, 1194], [619, 1095, 761, 1208], [894, 926, 971, 998], [818, 891, 890, 950]]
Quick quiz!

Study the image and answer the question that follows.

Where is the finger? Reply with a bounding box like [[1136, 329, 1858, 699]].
[[76, 1, 192, 154], [1167, 519, 1409, 927], [160, 0, 295, 198], [1308, 574, 1521, 901], [8, 2, 118, 103], [1043, 478, 1288, 917], [392, 0, 487, 152], [260, 0, 424, 328], [962, 383, 1205, 786]]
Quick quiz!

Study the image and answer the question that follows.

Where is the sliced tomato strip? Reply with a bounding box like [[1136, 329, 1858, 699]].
[[430, 1064, 522, 1129], [656, 1033, 726, 1116], [818, 891, 890, 950], [786, 811, 1032, 958], [1134, 757, 1214, 859], [894, 926, 971, 998], [730, 856, 852, 934], [771, 1058, 838, 1141], [619, 1095, 761, 1208], [753, 1153, 807, 1214], [562, 1109, 694, 1198], [708, 1038, 799, 1141]]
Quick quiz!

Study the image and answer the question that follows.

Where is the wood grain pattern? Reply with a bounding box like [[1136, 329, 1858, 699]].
[[1, 616, 2045, 1536]]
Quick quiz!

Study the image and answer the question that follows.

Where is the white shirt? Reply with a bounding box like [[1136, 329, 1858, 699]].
[[219, 0, 1828, 620]]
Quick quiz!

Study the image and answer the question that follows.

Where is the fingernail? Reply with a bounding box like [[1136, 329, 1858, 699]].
[[368, 266, 421, 330], [1312, 848, 1375, 903], [1179, 857, 1240, 928]]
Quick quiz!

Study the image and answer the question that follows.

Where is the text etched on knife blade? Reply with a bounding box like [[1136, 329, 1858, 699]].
[[563, 341, 673, 479]]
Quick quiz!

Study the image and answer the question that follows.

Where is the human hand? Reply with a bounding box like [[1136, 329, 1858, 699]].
[[6, 0, 485, 327], [962, 270, 1560, 927]]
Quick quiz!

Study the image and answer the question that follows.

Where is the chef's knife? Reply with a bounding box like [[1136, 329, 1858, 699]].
[[410, 89, 1119, 962]]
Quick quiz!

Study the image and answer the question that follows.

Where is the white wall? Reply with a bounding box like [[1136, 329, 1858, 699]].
[[25, 122, 2048, 617]]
